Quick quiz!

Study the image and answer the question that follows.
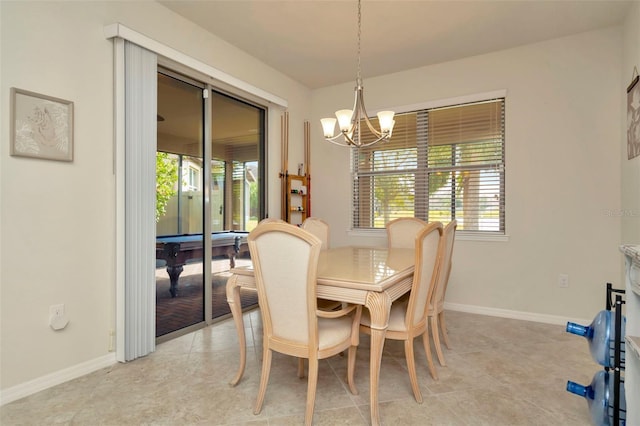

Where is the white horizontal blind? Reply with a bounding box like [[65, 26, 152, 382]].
[[353, 113, 424, 228], [352, 98, 505, 233]]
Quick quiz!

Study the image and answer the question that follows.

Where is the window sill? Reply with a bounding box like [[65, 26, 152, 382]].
[[455, 232, 509, 242], [347, 229, 509, 242]]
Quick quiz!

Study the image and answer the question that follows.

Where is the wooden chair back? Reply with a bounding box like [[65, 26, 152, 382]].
[[301, 217, 330, 250], [386, 217, 428, 248]]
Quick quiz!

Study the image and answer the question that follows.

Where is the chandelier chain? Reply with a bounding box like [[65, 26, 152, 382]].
[[357, 0, 361, 84]]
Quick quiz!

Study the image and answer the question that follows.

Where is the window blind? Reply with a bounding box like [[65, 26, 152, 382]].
[[352, 98, 505, 232], [123, 41, 157, 361]]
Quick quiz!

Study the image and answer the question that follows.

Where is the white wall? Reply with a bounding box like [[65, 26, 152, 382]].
[[0, 1, 310, 395], [311, 27, 623, 322], [622, 2, 640, 244]]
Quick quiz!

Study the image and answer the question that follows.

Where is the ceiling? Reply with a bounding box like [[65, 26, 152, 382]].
[[159, 0, 632, 89]]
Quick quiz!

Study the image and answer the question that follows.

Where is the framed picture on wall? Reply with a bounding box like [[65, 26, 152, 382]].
[[10, 87, 74, 162], [627, 70, 640, 160]]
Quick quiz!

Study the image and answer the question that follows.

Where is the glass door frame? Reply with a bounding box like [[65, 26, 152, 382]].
[[156, 65, 267, 342], [156, 67, 209, 342]]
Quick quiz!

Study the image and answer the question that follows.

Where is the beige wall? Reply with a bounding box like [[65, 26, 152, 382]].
[[0, 1, 310, 393], [622, 2, 640, 244], [311, 27, 623, 321]]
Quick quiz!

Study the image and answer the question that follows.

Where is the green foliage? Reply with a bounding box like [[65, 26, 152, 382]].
[[249, 180, 258, 217], [156, 152, 178, 222]]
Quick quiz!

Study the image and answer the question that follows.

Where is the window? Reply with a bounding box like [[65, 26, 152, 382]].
[[352, 98, 505, 233], [186, 164, 200, 191]]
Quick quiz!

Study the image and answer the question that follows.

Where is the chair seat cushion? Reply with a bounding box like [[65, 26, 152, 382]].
[[318, 316, 354, 349], [360, 298, 409, 332]]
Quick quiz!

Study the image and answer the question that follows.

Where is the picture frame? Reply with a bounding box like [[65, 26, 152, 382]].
[[10, 87, 74, 162], [627, 70, 640, 160]]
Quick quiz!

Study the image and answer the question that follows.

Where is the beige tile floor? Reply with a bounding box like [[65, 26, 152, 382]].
[[1, 310, 597, 425]]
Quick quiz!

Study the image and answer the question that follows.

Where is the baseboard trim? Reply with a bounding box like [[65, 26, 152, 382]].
[[1, 353, 117, 406], [0, 304, 590, 406], [443, 302, 591, 326]]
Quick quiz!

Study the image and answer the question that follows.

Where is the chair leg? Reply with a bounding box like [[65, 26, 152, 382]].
[[305, 357, 319, 426], [404, 338, 423, 404], [431, 315, 446, 367], [421, 330, 438, 381], [439, 311, 451, 349], [254, 347, 272, 415], [297, 358, 305, 378], [346, 345, 359, 395]]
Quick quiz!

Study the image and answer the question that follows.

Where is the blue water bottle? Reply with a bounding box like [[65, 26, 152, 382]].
[[567, 370, 626, 426], [566, 310, 626, 368]]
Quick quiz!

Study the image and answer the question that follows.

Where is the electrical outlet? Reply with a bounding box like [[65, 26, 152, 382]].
[[558, 274, 569, 288], [49, 304, 65, 318]]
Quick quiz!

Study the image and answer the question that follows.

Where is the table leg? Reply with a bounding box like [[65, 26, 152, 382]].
[[166, 265, 183, 298], [364, 291, 392, 426], [226, 274, 247, 386]]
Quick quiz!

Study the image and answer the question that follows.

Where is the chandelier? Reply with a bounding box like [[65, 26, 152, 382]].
[[320, 0, 395, 148]]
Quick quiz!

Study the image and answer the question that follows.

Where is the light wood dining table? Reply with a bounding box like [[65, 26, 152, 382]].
[[226, 245, 415, 426]]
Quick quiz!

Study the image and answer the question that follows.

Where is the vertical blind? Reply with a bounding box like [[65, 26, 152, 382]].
[[352, 98, 505, 232], [124, 41, 157, 361]]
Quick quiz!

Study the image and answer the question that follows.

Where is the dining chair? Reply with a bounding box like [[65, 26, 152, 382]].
[[386, 217, 429, 248], [301, 217, 342, 313], [248, 222, 362, 425], [301, 217, 330, 250], [360, 221, 443, 403], [385, 217, 431, 306], [257, 219, 339, 377], [258, 217, 285, 224], [429, 219, 457, 366]]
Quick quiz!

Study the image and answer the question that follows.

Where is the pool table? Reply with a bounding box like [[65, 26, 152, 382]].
[[156, 231, 249, 297]]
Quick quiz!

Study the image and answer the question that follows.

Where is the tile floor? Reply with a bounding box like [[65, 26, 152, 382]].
[[1, 310, 596, 425]]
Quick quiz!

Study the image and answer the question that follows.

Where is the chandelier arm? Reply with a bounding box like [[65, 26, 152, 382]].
[[355, 85, 384, 138], [325, 137, 355, 147], [346, 85, 360, 135], [341, 132, 356, 145], [324, 130, 356, 146], [351, 110, 363, 147], [359, 135, 388, 147], [326, 135, 382, 148], [362, 116, 384, 138]]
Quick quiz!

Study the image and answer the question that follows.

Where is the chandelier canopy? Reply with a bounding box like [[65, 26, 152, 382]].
[[320, 0, 395, 148]]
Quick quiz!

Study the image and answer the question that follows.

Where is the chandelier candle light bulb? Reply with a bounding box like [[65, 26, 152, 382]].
[[336, 110, 354, 132], [321, 118, 337, 138], [377, 111, 395, 134]]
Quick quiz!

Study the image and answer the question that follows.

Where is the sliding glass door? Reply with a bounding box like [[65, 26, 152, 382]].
[[155, 71, 205, 337], [210, 90, 264, 320], [155, 70, 265, 338]]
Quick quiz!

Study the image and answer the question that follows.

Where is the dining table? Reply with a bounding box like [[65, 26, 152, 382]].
[[225, 245, 416, 426]]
